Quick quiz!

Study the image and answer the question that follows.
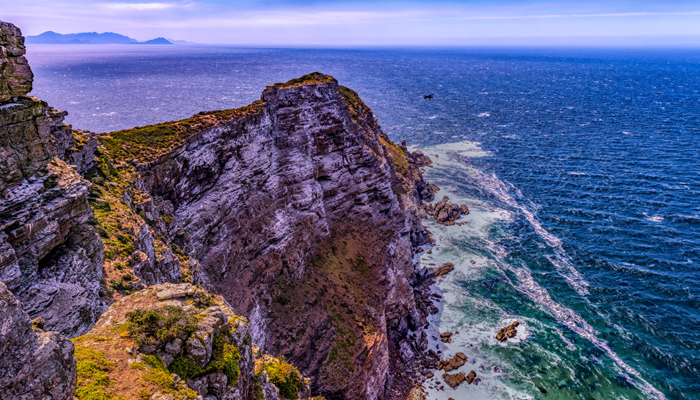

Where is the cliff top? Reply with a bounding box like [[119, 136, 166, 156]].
[[269, 72, 336, 89], [99, 72, 344, 164]]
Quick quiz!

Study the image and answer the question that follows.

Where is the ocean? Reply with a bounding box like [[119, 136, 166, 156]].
[[25, 44, 700, 400]]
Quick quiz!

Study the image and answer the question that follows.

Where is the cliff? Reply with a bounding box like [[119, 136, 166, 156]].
[[0, 20, 437, 400], [0, 20, 105, 337], [88, 73, 435, 399]]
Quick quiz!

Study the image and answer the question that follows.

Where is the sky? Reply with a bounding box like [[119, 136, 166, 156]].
[[1, 0, 700, 46]]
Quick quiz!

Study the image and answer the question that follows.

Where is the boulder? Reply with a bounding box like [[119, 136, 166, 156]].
[[442, 372, 465, 389], [465, 370, 476, 384], [496, 321, 520, 342]]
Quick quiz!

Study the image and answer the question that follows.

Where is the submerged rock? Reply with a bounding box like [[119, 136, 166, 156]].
[[442, 371, 465, 388], [496, 321, 520, 343]]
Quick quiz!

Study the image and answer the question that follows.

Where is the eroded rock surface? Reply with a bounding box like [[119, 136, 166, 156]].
[[0, 21, 32, 103], [0, 21, 104, 337], [0, 282, 77, 400]]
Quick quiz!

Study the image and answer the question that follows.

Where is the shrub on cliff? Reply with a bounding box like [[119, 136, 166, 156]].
[[262, 359, 304, 399], [168, 334, 241, 386], [125, 306, 198, 346]]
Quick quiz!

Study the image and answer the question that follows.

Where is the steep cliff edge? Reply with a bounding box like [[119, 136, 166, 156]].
[[0, 20, 105, 337], [88, 74, 435, 398], [1, 19, 437, 399], [0, 22, 105, 336]]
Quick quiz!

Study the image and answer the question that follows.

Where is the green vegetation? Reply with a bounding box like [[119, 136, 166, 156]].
[[261, 360, 305, 399], [379, 135, 409, 176], [108, 277, 135, 294], [207, 334, 241, 385], [168, 334, 241, 386], [131, 354, 198, 400], [99, 103, 263, 163], [74, 345, 124, 400], [339, 85, 371, 124], [125, 306, 199, 346], [272, 72, 335, 89], [169, 353, 201, 380], [71, 129, 89, 146]]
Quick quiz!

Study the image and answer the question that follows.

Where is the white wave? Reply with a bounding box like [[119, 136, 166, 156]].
[[477, 112, 491, 117], [512, 267, 667, 400], [644, 213, 664, 222], [417, 140, 666, 400]]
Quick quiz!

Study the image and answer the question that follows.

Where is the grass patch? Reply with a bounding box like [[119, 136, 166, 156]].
[[99, 103, 263, 164], [378, 135, 408, 176], [271, 72, 335, 89], [131, 355, 198, 400], [339, 85, 371, 124], [74, 345, 124, 400], [267, 222, 386, 388], [168, 333, 241, 386]]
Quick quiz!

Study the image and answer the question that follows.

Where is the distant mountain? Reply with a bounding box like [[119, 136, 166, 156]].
[[26, 31, 174, 45], [141, 37, 172, 45]]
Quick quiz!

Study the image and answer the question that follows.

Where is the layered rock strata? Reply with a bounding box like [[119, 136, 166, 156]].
[[0, 22, 33, 103], [0, 282, 77, 400], [88, 74, 435, 399], [0, 21, 105, 337]]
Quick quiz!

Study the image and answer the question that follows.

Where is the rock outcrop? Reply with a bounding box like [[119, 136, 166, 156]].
[[496, 321, 520, 342], [0, 21, 33, 103], [0, 282, 77, 400], [73, 283, 310, 400], [421, 196, 468, 226], [0, 21, 104, 337]]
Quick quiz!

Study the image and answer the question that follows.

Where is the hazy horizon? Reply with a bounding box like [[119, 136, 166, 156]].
[[2, 0, 700, 47]]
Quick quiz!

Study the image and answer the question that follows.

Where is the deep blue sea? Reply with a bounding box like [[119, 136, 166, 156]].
[[26, 44, 700, 400]]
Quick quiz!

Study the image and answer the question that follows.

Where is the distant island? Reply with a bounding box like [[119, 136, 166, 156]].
[[26, 31, 176, 45]]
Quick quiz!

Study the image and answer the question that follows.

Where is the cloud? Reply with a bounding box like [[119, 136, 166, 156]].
[[99, 2, 180, 11]]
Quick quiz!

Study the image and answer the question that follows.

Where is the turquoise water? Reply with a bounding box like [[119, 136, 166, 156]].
[[26, 45, 700, 399]]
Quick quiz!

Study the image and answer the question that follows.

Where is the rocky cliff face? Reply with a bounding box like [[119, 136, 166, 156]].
[[0, 281, 77, 400], [89, 74, 434, 399], [0, 21, 105, 337], [0, 22, 33, 103], [1, 20, 437, 400]]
